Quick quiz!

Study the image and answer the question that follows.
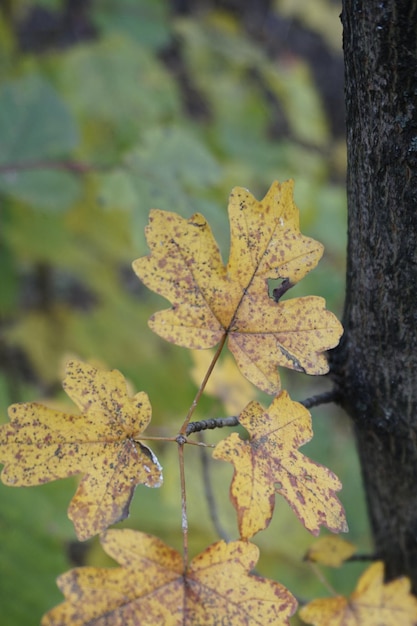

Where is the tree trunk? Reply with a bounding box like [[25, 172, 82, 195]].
[[331, 0, 417, 588]]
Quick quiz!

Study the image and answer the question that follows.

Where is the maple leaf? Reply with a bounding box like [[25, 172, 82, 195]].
[[299, 561, 417, 625], [132, 180, 343, 394], [42, 529, 297, 626], [0, 359, 162, 541], [212, 391, 347, 539]]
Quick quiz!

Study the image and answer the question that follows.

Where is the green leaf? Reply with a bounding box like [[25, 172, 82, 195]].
[[127, 125, 220, 201], [96, 169, 138, 212], [92, 0, 171, 50], [57, 36, 180, 138], [0, 74, 78, 165], [0, 74, 81, 210], [0, 169, 81, 212]]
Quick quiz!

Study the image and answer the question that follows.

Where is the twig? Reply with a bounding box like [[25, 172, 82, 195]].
[[197, 431, 231, 542], [186, 416, 239, 436], [299, 389, 340, 410], [177, 440, 189, 570]]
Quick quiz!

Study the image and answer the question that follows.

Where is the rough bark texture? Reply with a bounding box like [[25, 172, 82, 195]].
[[331, 0, 417, 588]]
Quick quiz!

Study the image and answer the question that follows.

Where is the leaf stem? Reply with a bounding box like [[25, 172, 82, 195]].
[[308, 562, 339, 596], [138, 435, 214, 447], [179, 334, 227, 436], [135, 435, 178, 443]]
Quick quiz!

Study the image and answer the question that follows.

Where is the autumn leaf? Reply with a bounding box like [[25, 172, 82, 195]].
[[0, 359, 162, 541], [304, 536, 356, 567], [133, 180, 343, 394], [213, 391, 347, 539], [299, 561, 417, 625], [42, 529, 297, 625]]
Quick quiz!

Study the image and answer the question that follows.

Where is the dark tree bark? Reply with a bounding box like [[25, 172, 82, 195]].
[[331, 0, 417, 588]]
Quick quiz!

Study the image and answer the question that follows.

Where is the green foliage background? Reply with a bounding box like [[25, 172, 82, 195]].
[[0, 1, 370, 623]]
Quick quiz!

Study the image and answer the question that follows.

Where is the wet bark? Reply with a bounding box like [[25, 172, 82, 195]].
[[331, 0, 417, 588]]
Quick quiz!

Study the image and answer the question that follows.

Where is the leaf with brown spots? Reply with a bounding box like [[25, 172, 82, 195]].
[[213, 391, 347, 539], [299, 562, 417, 626], [0, 359, 162, 541], [42, 529, 297, 626], [132, 180, 343, 395]]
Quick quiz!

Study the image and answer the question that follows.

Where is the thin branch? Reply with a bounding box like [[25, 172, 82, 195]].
[[177, 440, 189, 570], [197, 432, 231, 542], [299, 389, 340, 410], [186, 416, 239, 436]]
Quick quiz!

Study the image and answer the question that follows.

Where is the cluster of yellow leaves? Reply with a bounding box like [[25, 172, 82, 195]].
[[300, 536, 417, 625], [300, 562, 417, 626], [4, 180, 413, 625], [0, 360, 162, 540], [132, 180, 345, 539]]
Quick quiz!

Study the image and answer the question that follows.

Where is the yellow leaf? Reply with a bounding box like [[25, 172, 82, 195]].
[[0, 359, 162, 541], [299, 561, 417, 625], [304, 536, 356, 567], [42, 529, 297, 625], [190, 349, 255, 414], [213, 391, 347, 539], [133, 180, 343, 394]]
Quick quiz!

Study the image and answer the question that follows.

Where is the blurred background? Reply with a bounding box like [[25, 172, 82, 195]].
[[0, 1, 370, 623]]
